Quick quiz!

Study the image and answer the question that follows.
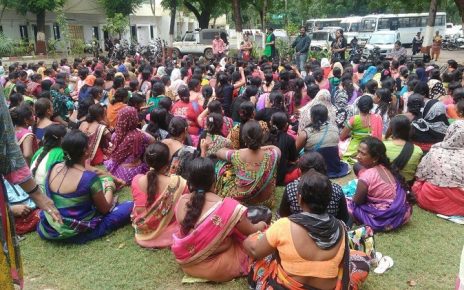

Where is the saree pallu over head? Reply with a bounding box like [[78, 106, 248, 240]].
[[415, 120, 464, 188], [172, 197, 247, 267], [351, 181, 411, 232], [132, 175, 186, 242]]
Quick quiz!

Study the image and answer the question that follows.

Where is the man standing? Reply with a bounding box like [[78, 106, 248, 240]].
[[292, 26, 311, 72], [240, 34, 253, 62], [431, 31, 442, 61], [212, 34, 225, 60], [263, 27, 276, 61], [412, 32, 423, 55]]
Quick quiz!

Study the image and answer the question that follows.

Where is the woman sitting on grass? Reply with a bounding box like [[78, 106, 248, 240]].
[[348, 136, 412, 232], [279, 152, 350, 224], [245, 171, 370, 290], [11, 104, 39, 164], [413, 119, 464, 216], [341, 95, 383, 165], [30, 124, 67, 193], [79, 104, 112, 166], [131, 142, 188, 248], [172, 157, 266, 282], [296, 104, 350, 178], [384, 115, 423, 184], [104, 107, 155, 184], [37, 130, 133, 243], [202, 120, 280, 209]]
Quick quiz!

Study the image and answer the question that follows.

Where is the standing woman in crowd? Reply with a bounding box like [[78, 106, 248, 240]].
[[1, 89, 61, 288]]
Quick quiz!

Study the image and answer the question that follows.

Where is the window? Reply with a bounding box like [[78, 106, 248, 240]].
[[53, 23, 60, 40], [310, 32, 329, 41], [435, 16, 445, 26], [399, 18, 410, 28], [93, 27, 100, 40], [361, 19, 376, 32], [131, 25, 137, 42], [0, 26, 3, 33], [183, 32, 195, 41], [150, 25, 154, 39], [20, 25, 29, 41], [378, 19, 390, 30]]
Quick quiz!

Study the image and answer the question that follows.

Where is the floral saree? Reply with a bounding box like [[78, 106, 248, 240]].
[[131, 175, 187, 248]]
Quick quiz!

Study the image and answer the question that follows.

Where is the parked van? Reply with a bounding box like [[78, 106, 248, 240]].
[[309, 28, 338, 50]]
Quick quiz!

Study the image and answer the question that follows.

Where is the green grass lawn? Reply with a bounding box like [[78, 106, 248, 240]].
[[20, 180, 464, 290]]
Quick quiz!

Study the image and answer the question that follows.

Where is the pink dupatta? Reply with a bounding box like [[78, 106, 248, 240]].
[[172, 197, 247, 266]]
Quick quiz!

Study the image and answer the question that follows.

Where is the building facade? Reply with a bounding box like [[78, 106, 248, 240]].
[[0, 0, 200, 50]]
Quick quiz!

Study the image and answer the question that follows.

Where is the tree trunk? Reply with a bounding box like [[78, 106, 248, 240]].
[[198, 12, 210, 29], [169, 0, 177, 47], [259, 11, 264, 31], [454, 0, 464, 27], [36, 9, 47, 54], [422, 0, 438, 55], [232, 0, 242, 49]]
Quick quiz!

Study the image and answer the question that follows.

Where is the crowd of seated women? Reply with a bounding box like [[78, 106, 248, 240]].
[[3, 54, 464, 289]]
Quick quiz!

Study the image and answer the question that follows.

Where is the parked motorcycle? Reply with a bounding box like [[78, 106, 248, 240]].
[[442, 36, 464, 51]]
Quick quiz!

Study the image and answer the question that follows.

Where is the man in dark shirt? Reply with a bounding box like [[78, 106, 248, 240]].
[[292, 27, 311, 72]]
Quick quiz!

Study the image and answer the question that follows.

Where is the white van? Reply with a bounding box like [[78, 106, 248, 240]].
[[362, 30, 401, 58]]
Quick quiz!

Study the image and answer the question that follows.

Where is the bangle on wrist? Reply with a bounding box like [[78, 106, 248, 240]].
[[26, 184, 39, 195]]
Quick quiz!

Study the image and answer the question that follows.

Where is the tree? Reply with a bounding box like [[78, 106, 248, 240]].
[[103, 13, 130, 40], [232, 0, 243, 48], [97, 0, 143, 17], [15, 0, 65, 54], [454, 0, 464, 26], [182, 0, 230, 29], [161, 0, 177, 46]]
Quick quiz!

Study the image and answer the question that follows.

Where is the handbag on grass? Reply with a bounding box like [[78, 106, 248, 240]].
[[347, 225, 376, 261]]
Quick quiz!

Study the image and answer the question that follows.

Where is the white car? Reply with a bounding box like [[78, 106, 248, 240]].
[[363, 30, 400, 58], [172, 29, 227, 60], [309, 30, 336, 51], [446, 23, 463, 38]]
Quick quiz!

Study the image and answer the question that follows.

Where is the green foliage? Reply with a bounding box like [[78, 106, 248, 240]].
[[97, 0, 143, 17], [69, 39, 86, 55], [275, 38, 293, 62], [47, 39, 60, 56], [14, 0, 65, 15], [103, 13, 130, 39], [308, 49, 331, 61], [285, 23, 300, 36], [0, 34, 14, 57]]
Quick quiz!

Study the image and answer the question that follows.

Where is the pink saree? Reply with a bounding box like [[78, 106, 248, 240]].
[[172, 197, 249, 282]]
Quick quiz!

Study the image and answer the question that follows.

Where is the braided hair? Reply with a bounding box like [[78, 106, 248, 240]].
[[32, 124, 67, 177], [144, 142, 170, 205], [181, 157, 215, 235], [360, 136, 410, 191]]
